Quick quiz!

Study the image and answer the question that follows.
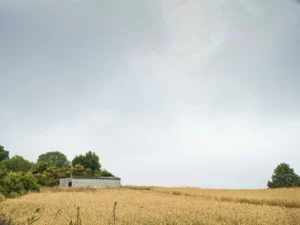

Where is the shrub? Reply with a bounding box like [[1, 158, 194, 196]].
[[33, 164, 70, 187], [34, 173, 47, 186], [100, 169, 114, 177], [42, 166, 62, 187], [0, 193, 5, 202], [0, 171, 40, 198], [0, 172, 24, 197], [7, 192, 19, 199], [71, 164, 86, 176], [21, 172, 40, 192]]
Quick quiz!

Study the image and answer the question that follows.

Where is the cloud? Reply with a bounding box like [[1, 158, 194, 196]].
[[0, 0, 171, 123], [1, 0, 300, 188]]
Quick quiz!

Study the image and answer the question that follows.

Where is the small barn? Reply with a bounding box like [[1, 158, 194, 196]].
[[59, 176, 121, 188]]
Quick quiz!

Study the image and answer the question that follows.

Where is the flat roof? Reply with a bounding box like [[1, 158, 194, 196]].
[[61, 176, 121, 180]]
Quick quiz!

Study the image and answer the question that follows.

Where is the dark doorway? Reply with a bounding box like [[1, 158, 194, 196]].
[[68, 181, 72, 187]]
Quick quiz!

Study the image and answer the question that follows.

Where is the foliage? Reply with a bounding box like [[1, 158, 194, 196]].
[[32, 161, 70, 186], [0, 145, 9, 162], [32, 161, 50, 174], [71, 164, 86, 176], [33, 165, 70, 187], [267, 163, 300, 188], [0, 146, 116, 200], [85, 168, 93, 176], [42, 166, 62, 187], [37, 151, 70, 169], [0, 171, 26, 197], [0, 155, 33, 172], [72, 151, 101, 175], [100, 169, 114, 177], [0, 193, 5, 202], [34, 173, 47, 186], [59, 167, 71, 178], [0, 171, 40, 198], [70, 165, 114, 177], [0, 165, 8, 179], [21, 172, 40, 192]]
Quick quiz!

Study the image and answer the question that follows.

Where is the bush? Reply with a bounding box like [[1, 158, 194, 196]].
[[42, 166, 63, 187], [34, 173, 47, 186], [100, 169, 114, 177], [7, 192, 19, 199], [33, 163, 70, 187], [0, 172, 24, 197], [71, 164, 86, 176], [0, 193, 5, 202], [21, 172, 40, 192], [0, 166, 8, 179], [0, 171, 40, 198]]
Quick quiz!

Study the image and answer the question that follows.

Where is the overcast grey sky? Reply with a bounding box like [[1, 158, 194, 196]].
[[1, 0, 300, 188]]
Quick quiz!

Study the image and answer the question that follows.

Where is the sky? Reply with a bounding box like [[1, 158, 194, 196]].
[[1, 0, 300, 189]]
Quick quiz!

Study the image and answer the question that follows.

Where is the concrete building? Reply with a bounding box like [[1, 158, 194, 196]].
[[59, 176, 121, 188]]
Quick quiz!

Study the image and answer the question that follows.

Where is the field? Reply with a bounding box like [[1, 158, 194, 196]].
[[1, 186, 300, 225]]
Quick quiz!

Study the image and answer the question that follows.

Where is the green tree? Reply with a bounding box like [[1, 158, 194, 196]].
[[0, 171, 40, 198], [32, 161, 50, 174], [71, 164, 86, 176], [20, 172, 40, 193], [34, 173, 47, 186], [0, 171, 24, 198], [267, 163, 300, 188], [100, 169, 114, 177], [42, 166, 63, 187], [32, 162, 70, 186], [0, 164, 8, 180], [0, 155, 33, 172], [72, 151, 101, 175], [0, 145, 9, 162], [37, 151, 70, 169]]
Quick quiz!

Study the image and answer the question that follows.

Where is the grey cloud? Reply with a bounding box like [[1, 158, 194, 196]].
[[177, 0, 300, 118], [1, 0, 300, 188], [0, 0, 170, 127]]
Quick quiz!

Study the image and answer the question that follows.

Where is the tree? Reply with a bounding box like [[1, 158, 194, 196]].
[[32, 162, 70, 186], [32, 161, 50, 174], [0, 145, 9, 162], [0, 155, 33, 172], [72, 151, 101, 175], [41, 166, 65, 187], [267, 163, 300, 188], [71, 164, 86, 176], [100, 169, 114, 177], [37, 151, 70, 169]]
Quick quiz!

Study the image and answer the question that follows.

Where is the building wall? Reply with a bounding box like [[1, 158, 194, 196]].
[[59, 178, 121, 188], [59, 178, 72, 188], [72, 179, 120, 188]]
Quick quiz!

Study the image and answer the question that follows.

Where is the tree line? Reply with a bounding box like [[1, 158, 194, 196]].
[[0, 145, 114, 199], [1, 144, 299, 200]]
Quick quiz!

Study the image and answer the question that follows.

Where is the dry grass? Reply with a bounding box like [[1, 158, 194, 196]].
[[150, 187, 300, 208], [122, 185, 154, 191], [0, 187, 300, 225]]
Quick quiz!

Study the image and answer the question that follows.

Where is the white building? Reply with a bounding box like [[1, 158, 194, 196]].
[[59, 176, 121, 188]]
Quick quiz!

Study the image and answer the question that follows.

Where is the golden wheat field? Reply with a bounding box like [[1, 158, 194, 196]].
[[1, 187, 300, 225]]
